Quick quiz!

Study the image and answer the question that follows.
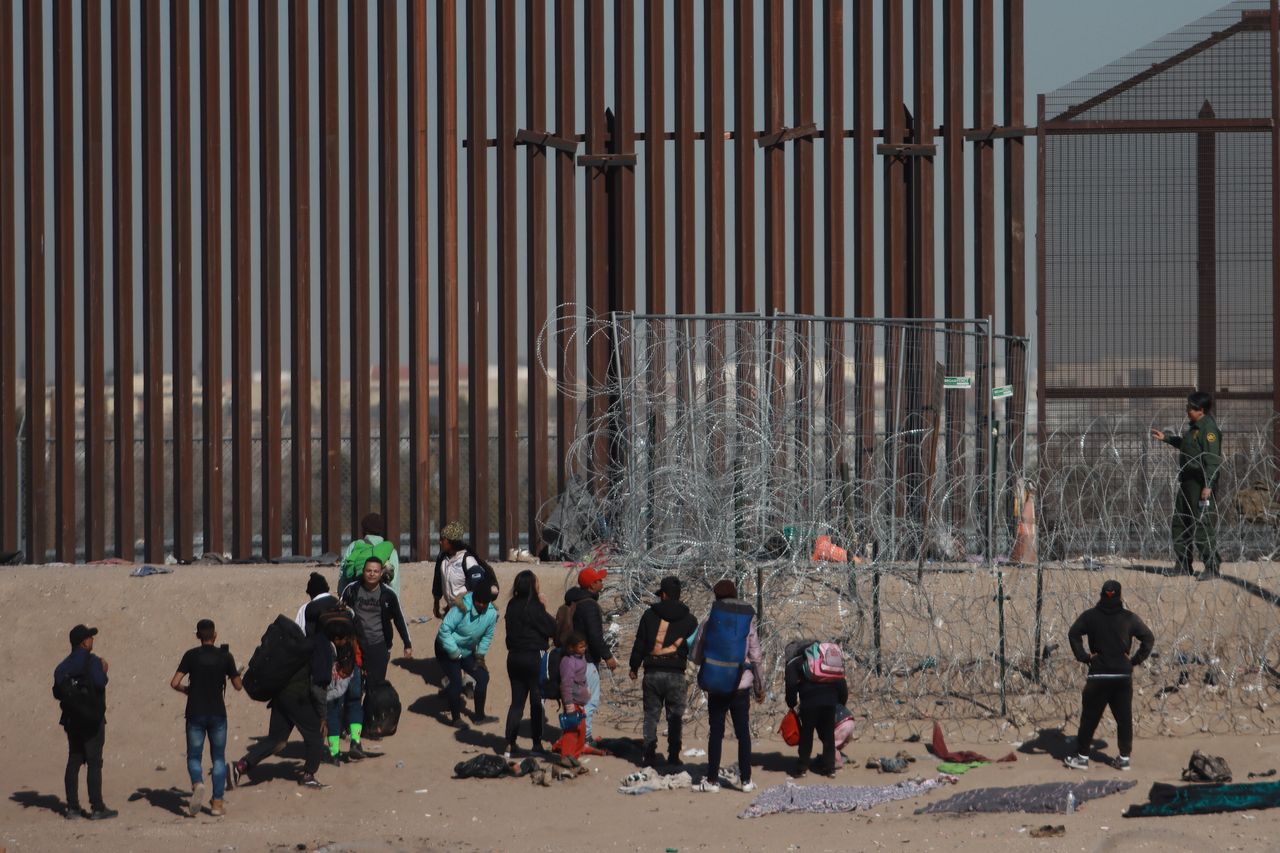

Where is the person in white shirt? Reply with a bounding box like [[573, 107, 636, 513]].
[[296, 573, 337, 636], [432, 522, 480, 618]]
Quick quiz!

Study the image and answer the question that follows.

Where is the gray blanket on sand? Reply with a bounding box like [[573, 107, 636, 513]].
[[739, 777, 955, 819], [916, 779, 1136, 815]]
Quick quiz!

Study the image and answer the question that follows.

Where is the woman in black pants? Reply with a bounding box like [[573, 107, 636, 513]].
[[503, 570, 557, 757]]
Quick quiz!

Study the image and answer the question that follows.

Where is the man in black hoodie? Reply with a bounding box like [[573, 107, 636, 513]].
[[1064, 579, 1154, 771], [565, 566, 617, 743], [628, 576, 699, 767]]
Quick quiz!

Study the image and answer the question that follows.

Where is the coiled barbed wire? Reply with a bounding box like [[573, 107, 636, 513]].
[[539, 310, 1280, 741]]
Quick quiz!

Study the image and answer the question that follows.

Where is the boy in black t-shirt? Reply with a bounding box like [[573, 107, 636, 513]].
[[170, 619, 243, 817]]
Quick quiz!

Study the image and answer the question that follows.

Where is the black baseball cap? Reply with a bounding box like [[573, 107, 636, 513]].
[[1100, 580, 1122, 599], [655, 576, 682, 599], [69, 624, 98, 647]]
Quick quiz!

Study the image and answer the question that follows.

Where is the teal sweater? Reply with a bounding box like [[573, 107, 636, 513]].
[[436, 593, 497, 659]]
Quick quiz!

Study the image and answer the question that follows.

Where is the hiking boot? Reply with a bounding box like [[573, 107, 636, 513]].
[[87, 807, 119, 821], [186, 781, 205, 817], [209, 799, 225, 817], [1063, 754, 1089, 770], [299, 773, 328, 789], [1113, 755, 1131, 770], [347, 742, 368, 761], [694, 779, 721, 793], [230, 760, 248, 788]]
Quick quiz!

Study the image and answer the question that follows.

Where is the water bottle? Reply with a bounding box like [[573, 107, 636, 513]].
[[1066, 790, 1076, 814]]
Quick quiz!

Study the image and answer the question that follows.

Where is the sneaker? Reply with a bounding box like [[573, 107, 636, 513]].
[[694, 779, 721, 793], [186, 781, 206, 817], [741, 781, 757, 793], [347, 742, 368, 761], [1063, 754, 1090, 770], [1113, 755, 1131, 770], [64, 805, 84, 820], [87, 807, 119, 821], [444, 714, 469, 730], [299, 773, 328, 789], [209, 798, 225, 817], [473, 714, 501, 725], [230, 760, 247, 788]]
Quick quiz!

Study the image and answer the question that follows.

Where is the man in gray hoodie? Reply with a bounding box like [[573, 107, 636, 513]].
[[1064, 579, 1155, 771]]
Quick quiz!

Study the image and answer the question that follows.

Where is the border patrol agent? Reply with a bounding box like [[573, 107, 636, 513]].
[[1150, 391, 1222, 580]]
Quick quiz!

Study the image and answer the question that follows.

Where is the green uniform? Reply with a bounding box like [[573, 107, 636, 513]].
[[1161, 414, 1222, 575]]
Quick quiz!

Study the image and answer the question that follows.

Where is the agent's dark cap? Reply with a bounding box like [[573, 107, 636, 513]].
[[713, 579, 738, 600], [1101, 580, 1122, 599], [306, 571, 329, 597], [69, 624, 98, 647], [655, 576, 682, 599]]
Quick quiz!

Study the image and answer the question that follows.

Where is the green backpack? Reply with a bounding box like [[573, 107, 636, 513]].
[[341, 537, 397, 587]]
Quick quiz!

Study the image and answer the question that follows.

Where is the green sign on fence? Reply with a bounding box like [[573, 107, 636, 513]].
[[943, 376, 972, 390], [992, 384, 1014, 400]]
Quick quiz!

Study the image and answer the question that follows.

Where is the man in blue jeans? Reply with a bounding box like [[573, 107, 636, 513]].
[[171, 619, 243, 817]]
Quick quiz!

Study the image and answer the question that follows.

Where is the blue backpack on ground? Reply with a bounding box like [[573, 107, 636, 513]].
[[696, 599, 755, 694]]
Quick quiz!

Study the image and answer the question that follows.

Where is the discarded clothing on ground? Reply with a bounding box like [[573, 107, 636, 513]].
[[1181, 750, 1232, 783], [936, 761, 988, 775], [929, 721, 1016, 764], [1248, 769, 1277, 779], [130, 564, 173, 577], [740, 776, 955, 819], [1029, 825, 1065, 838], [617, 767, 694, 795], [591, 736, 647, 765], [1124, 780, 1280, 818], [453, 754, 539, 779], [529, 754, 588, 786], [917, 780, 1136, 815], [866, 751, 918, 773]]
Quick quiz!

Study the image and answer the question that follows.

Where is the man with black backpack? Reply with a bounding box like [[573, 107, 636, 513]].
[[53, 624, 116, 820], [628, 576, 698, 767]]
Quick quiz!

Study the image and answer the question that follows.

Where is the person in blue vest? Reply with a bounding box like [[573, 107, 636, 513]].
[[690, 580, 764, 793]]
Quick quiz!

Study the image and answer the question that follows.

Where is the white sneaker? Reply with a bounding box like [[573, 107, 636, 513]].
[[695, 779, 721, 793], [1063, 754, 1089, 770], [1113, 756, 1130, 770], [741, 781, 757, 793]]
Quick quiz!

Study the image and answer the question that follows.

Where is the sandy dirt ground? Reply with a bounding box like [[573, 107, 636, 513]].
[[2, 560, 1279, 853]]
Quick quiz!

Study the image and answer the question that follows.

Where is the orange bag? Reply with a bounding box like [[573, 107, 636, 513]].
[[779, 709, 800, 746]]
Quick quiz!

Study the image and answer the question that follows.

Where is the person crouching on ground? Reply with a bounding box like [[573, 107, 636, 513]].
[[784, 640, 848, 778], [170, 619, 243, 817], [435, 583, 499, 728], [1064, 579, 1154, 771]]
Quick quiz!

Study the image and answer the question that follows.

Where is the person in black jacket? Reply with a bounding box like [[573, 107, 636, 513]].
[[53, 625, 116, 820], [565, 566, 617, 743], [231, 636, 332, 789], [628, 576, 699, 767], [502, 569, 558, 757], [340, 557, 413, 688], [784, 640, 849, 778], [1064, 579, 1155, 771]]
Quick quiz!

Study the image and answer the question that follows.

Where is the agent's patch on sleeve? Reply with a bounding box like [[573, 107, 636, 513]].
[[1207, 433, 1216, 443]]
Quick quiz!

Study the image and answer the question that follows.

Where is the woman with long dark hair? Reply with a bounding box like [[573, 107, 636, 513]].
[[503, 569, 557, 757]]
